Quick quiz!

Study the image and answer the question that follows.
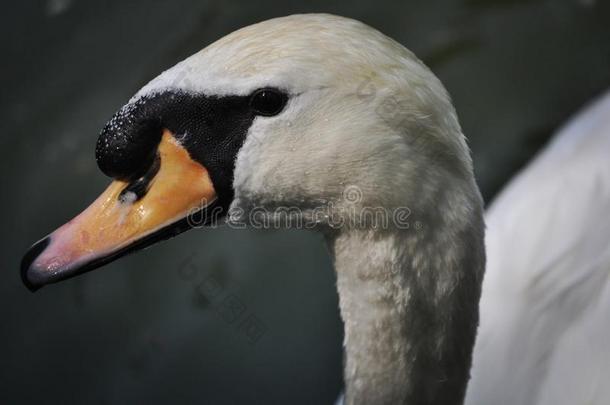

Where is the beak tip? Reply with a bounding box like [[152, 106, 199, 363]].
[[21, 236, 51, 292], [22, 276, 42, 293]]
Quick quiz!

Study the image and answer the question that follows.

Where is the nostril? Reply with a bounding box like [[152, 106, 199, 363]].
[[118, 154, 161, 202], [96, 100, 163, 181]]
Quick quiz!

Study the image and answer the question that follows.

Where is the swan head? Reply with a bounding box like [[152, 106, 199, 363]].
[[21, 13, 478, 290]]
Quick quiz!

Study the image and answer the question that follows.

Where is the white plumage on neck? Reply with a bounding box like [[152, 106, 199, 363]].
[[329, 168, 484, 404]]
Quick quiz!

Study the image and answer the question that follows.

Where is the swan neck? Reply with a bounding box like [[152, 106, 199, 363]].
[[329, 216, 484, 404]]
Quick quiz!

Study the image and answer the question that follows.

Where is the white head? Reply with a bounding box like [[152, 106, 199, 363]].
[[136, 14, 477, 225]]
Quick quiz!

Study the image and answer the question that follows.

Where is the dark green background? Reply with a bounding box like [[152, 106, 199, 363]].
[[2, 0, 609, 404]]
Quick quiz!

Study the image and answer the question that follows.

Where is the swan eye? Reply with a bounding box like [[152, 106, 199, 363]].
[[250, 88, 288, 116]]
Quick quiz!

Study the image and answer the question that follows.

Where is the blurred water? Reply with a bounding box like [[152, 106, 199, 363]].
[[1, 1, 609, 404]]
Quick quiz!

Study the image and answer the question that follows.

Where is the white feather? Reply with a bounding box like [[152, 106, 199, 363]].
[[466, 90, 610, 405]]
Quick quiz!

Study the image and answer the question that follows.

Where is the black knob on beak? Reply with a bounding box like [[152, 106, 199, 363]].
[[96, 97, 164, 181]]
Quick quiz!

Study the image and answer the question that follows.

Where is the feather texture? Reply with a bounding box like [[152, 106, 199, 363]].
[[466, 90, 610, 405]]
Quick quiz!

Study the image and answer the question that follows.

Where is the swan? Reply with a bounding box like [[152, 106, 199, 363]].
[[23, 12, 586, 404]]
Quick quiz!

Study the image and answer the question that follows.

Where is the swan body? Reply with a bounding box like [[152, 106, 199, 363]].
[[466, 90, 610, 405], [22, 13, 487, 404]]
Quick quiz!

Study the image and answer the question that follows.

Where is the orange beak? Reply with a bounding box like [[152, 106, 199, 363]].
[[21, 130, 217, 291]]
